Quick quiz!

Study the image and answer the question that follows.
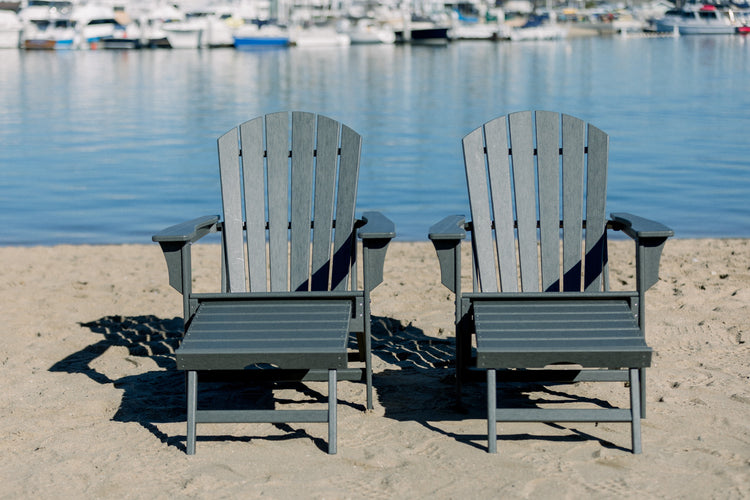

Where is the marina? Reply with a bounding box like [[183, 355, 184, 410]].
[[1, 0, 750, 51]]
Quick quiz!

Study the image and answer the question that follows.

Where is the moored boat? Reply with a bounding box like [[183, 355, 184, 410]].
[[394, 21, 450, 44], [233, 22, 289, 48], [346, 18, 395, 44], [289, 25, 349, 47], [0, 9, 22, 47], [509, 13, 568, 41], [23, 18, 75, 48], [18, 0, 75, 48], [651, 3, 738, 34], [451, 21, 501, 40], [162, 18, 203, 48]]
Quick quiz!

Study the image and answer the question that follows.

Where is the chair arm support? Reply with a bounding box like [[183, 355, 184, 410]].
[[152, 215, 220, 297], [429, 215, 467, 293], [610, 212, 674, 293], [358, 211, 396, 292]]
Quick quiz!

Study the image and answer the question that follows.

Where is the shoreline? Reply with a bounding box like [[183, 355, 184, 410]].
[[1, 239, 748, 498]]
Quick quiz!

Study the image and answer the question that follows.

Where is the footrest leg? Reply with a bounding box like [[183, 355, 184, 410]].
[[487, 369, 497, 454], [187, 371, 197, 455], [328, 369, 337, 455], [630, 368, 642, 454]]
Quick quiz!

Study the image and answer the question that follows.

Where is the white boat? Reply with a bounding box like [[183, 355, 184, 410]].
[[162, 18, 203, 48], [17, 0, 73, 26], [138, 4, 185, 48], [583, 10, 646, 35], [451, 21, 501, 40], [71, 3, 118, 49], [162, 7, 237, 49], [346, 19, 396, 44], [0, 9, 22, 48], [100, 25, 143, 49], [22, 17, 76, 48], [510, 13, 568, 41], [651, 4, 738, 34], [187, 8, 237, 47], [233, 23, 289, 48], [99, 8, 142, 49], [18, 0, 75, 49], [290, 26, 350, 47]]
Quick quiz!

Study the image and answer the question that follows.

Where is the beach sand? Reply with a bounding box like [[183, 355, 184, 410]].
[[1, 239, 748, 498]]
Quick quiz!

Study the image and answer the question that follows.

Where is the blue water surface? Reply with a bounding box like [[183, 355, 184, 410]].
[[1, 35, 749, 245]]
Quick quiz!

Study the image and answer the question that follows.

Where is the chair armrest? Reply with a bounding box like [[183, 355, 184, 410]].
[[428, 215, 467, 241], [358, 211, 396, 292], [610, 212, 674, 240], [610, 212, 674, 295], [429, 215, 466, 293], [152, 215, 220, 243], [358, 211, 396, 240]]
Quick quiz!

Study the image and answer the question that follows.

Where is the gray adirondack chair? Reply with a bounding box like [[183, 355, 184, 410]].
[[153, 111, 395, 454], [429, 111, 673, 454]]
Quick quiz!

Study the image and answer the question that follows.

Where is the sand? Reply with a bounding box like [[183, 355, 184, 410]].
[[1, 239, 748, 499]]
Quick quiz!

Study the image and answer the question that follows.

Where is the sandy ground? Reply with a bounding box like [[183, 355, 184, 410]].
[[1, 239, 748, 499]]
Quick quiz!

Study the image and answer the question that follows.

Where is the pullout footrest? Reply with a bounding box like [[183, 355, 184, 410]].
[[472, 296, 648, 454], [177, 299, 351, 370], [473, 296, 651, 369], [178, 299, 350, 455]]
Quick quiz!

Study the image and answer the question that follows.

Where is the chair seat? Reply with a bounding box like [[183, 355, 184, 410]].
[[176, 300, 351, 371], [474, 298, 652, 369]]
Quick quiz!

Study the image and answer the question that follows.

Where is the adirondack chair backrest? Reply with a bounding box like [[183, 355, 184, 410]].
[[217, 111, 362, 293], [463, 111, 610, 293]]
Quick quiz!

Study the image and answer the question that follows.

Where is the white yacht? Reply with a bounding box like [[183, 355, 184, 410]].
[[652, 4, 738, 34], [0, 9, 22, 48]]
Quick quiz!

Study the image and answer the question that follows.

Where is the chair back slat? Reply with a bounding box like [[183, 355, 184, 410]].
[[266, 112, 291, 291], [310, 116, 340, 291], [330, 124, 361, 291], [561, 114, 586, 291], [508, 112, 539, 292], [463, 111, 609, 294], [584, 123, 609, 291], [217, 127, 246, 292], [484, 117, 518, 292], [239, 117, 267, 292], [535, 110, 562, 292], [463, 126, 499, 292], [290, 112, 316, 291], [217, 112, 361, 294]]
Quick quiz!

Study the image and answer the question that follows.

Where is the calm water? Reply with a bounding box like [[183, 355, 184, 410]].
[[1, 35, 749, 245]]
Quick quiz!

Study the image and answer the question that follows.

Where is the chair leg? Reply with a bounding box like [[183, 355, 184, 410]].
[[487, 369, 497, 453], [629, 368, 642, 454], [639, 367, 647, 418], [328, 369, 337, 455], [186, 371, 197, 455], [455, 325, 469, 406], [365, 326, 373, 411]]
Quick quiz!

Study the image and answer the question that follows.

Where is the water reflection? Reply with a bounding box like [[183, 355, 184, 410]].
[[1, 36, 749, 244]]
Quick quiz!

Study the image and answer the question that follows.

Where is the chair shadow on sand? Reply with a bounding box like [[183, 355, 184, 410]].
[[50, 314, 626, 453], [370, 316, 627, 452]]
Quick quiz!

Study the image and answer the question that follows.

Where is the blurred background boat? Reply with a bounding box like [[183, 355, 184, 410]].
[[0, 8, 22, 47], [233, 21, 289, 48], [649, 2, 740, 34]]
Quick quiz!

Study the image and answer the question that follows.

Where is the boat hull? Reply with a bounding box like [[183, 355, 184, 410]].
[[395, 26, 450, 44], [234, 36, 288, 48], [0, 27, 20, 47]]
